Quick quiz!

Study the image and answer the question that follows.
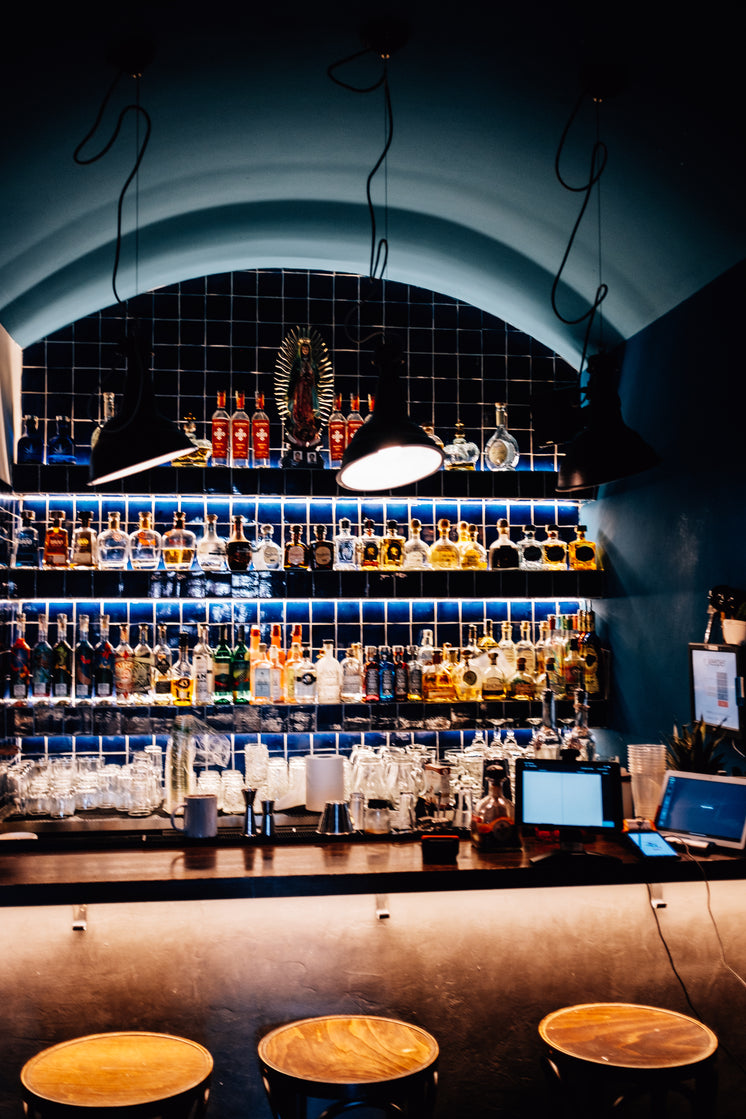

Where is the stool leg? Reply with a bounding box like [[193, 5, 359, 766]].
[[261, 1072, 307, 1119]]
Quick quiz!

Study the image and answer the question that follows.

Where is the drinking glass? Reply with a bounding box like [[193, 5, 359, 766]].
[[627, 743, 668, 821]]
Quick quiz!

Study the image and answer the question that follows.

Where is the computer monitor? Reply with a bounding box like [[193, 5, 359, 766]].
[[514, 757, 624, 860], [655, 770, 746, 851]]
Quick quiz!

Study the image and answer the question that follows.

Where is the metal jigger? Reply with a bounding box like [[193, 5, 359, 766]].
[[242, 787, 258, 838], [261, 798, 276, 841]]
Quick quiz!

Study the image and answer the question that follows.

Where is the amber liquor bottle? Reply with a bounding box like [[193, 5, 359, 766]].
[[328, 394, 346, 464]]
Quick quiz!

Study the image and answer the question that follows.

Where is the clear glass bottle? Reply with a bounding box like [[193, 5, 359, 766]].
[[346, 394, 364, 447], [471, 767, 515, 850], [284, 524, 309, 569], [16, 415, 44, 463], [362, 646, 380, 702], [532, 684, 562, 759], [252, 392, 271, 467], [52, 613, 73, 702], [443, 421, 479, 470], [131, 624, 154, 703], [402, 518, 431, 570], [98, 512, 130, 570], [253, 523, 283, 570], [211, 391, 230, 466], [380, 519, 405, 570], [9, 613, 31, 701], [515, 620, 536, 677], [226, 514, 252, 572], [114, 623, 134, 703], [31, 614, 53, 700], [284, 640, 303, 704], [480, 651, 505, 701], [534, 620, 551, 679], [454, 650, 482, 701], [563, 631, 584, 697], [129, 511, 161, 570], [378, 645, 396, 702], [230, 391, 251, 467], [460, 525, 487, 570], [498, 621, 517, 678], [406, 645, 424, 700], [252, 643, 283, 703], [74, 614, 94, 701], [70, 511, 98, 568], [484, 402, 520, 471], [192, 623, 213, 704], [310, 525, 334, 571], [357, 518, 381, 569], [507, 655, 535, 700], [93, 615, 115, 702], [47, 415, 76, 464], [293, 647, 317, 703], [393, 645, 409, 701], [340, 643, 363, 702], [152, 624, 173, 706], [196, 513, 228, 572], [162, 512, 197, 571], [171, 634, 194, 706], [517, 524, 544, 570], [488, 519, 519, 570], [328, 394, 346, 465], [212, 626, 234, 705], [541, 524, 567, 570], [231, 625, 251, 704], [568, 524, 598, 570], [43, 510, 69, 569], [418, 629, 436, 666], [565, 689, 596, 761], [316, 640, 343, 703], [428, 518, 460, 569], [13, 510, 39, 567], [333, 518, 357, 570]]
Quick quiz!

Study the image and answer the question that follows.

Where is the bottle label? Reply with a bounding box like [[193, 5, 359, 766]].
[[252, 418, 270, 460], [385, 540, 403, 565], [361, 541, 379, 565], [544, 545, 566, 564], [253, 669, 271, 698], [115, 657, 133, 695], [312, 543, 333, 569], [212, 418, 229, 460], [131, 657, 152, 693], [329, 419, 346, 462], [227, 543, 252, 571], [486, 439, 509, 466], [481, 677, 503, 700], [261, 542, 282, 569], [336, 539, 355, 565], [522, 544, 543, 564], [174, 676, 192, 701], [495, 546, 519, 569], [574, 544, 596, 564], [231, 419, 250, 463], [286, 544, 305, 566], [346, 418, 363, 446], [463, 669, 478, 687]]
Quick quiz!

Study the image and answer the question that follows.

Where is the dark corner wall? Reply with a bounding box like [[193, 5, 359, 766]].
[[586, 258, 746, 760]]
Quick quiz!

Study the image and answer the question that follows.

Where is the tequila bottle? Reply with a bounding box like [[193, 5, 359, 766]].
[[114, 624, 134, 703], [173, 413, 211, 467], [231, 625, 251, 704], [393, 645, 409, 700], [98, 512, 130, 569], [378, 646, 396, 702], [515, 621, 536, 677], [328, 394, 346, 464], [47, 415, 76, 464], [568, 524, 598, 570], [196, 514, 228, 572], [443, 421, 479, 470], [192, 624, 213, 705], [284, 524, 309, 569], [422, 649, 456, 702], [534, 620, 551, 679], [484, 402, 519, 471], [253, 523, 282, 570], [129, 511, 161, 570], [310, 525, 334, 571], [346, 395, 364, 446], [454, 650, 482, 701], [152, 624, 173, 706], [340, 644, 363, 703], [541, 524, 567, 569], [284, 641, 302, 704], [428, 518, 460, 569], [333, 518, 357, 570], [402, 519, 430, 570], [211, 391, 230, 466], [226, 514, 252, 572], [362, 646, 380, 702], [498, 621, 517, 677], [380, 520, 405, 570], [9, 613, 31, 701], [418, 629, 436, 666], [171, 634, 194, 706], [293, 647, 317, 703], [316, 640, 343, 703], [51, 614, 73, 702], [456, 520, 471, 558], [251, 392, 271, 467], [162, 512, 196, 571], [13, 510, 39, 567], [16, 415, 43, 463], [488, 519, 519, 570], [507, 656, 535, 700], [94, 615, 115, 702], [252, 643, 283, 703], [131, 624, 154, 703], [212, 626, 233, 705], [43, 510, 69, 568], [70, 511, 98, 568], [406, 645, 423, 700], [230, 391, 250, 467], [517, 524, 544, 570], [481, 651, 506, 701], [563, 632, 584, 697], [74, 614, 94, 701], [478, 619, 498, 654], [31, 615, 53, 700], [357, 518, 380, 569], [580, 609, 604, 699], [460, 525, 487, 570]]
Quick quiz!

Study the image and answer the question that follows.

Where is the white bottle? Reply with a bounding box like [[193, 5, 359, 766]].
[[192, 624, 213, 704], [253, 524, 283, 571], [316, 640, 343, 703]]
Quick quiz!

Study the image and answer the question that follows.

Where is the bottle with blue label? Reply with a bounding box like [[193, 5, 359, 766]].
[[31, 615, 53, 700], [46, 415, 76, 464], [378, 646, 396, 702], [333, 518, 357, 570], [13, 510, 39, 567]]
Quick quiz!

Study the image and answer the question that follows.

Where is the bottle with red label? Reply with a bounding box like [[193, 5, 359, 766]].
[[231, 391, 250, 468], [252, 392, 270, 467], [211, 391, 230, 467], [346, 395, 363, 447], [328, 394, 346, 464]]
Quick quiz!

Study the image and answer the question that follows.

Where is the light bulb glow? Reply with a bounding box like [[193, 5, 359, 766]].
[[338, 443, 444, 491]]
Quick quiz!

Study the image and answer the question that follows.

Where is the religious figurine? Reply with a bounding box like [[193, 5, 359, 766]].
[[274, 327, 334, 467]]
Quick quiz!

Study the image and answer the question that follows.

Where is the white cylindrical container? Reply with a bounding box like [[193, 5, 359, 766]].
[[305, 754, 346, 812]]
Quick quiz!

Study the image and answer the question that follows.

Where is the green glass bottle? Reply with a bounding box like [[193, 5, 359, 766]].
[[212, 625, 234, 705], [231, 624, 251, 705]]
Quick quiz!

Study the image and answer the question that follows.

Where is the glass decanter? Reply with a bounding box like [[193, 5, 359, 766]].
[[428, 518, 460, 569], [402, 518, 430, 569], [517, 524, 544, 570], [253, 523, 282, 570], [46, 415, 76, 464], [162, 512, 197, 571], [129, 511, 162, 570], [443, 421, 479, 470], [196, 513, 228, 572], [484, 402, 520, 471], [70, 511, 98, 568], [333, 518, 357, 570], [98, 511, 130, 569], [488, 519, 519, 570]]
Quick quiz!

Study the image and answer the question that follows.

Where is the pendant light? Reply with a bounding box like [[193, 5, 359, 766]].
[[329, 22, 444, 491]]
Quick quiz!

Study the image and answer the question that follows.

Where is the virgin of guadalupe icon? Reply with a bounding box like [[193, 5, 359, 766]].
[[274, 327, 334, 450]]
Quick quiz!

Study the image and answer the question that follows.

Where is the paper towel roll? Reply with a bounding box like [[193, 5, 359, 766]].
[[305, 754, 346, 812]]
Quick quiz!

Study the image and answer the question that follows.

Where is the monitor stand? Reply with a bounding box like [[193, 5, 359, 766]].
[[530, 827, 622, 866]]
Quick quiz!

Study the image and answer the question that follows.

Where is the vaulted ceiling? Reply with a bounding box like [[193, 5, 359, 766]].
[[0, 1, 743, 367]]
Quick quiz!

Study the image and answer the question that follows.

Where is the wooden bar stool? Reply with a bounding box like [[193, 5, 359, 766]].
[[538, 1002, 718, 1118], [257, 1014, 439, 1118], [20, 1031, 213, 1119]]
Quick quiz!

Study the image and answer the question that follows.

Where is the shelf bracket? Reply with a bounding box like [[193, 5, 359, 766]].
[[72, 903, 88, 931]]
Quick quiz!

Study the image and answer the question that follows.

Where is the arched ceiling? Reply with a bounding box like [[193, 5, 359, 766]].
[[0, 0, 743, 367]]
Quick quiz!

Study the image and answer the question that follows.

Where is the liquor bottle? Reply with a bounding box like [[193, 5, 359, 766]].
[[74, 614, 94, 701], [152, 624, 173, 706], [93, 615, 115, 702], [534, 620, 551, 679], [532, 683, 562, 759], [507, 656, 535, 700], [580, 609, 604, 699], [16, 415, 44, 463], [192, 624, 213, 704], [565, 689, 596, 761], [46, 415, 76, 464], [251, 392, 271, 467], [454, 650, 482, 701], [226, 514, 252, 572], [543, 654, 564, 697], [230, 391, 250, 467], [196, 513, 228, 572], [362, 646, 380, 702], [253, 643, 283, 703], [418, 629, 436, 666], [402, 519, 431, 570], [357, 518, 380, 569], [171, 634, 194, 706], [309, 525, 334, 571], [284, 641, 303, 704], [422, 649, 456, 702], [91, 392, 117, 452], [284, 524, 309, 569], [162, 512, 197, 571], [406, 645, 423, 700], [333, 518, 357, 570], [172, 413, 211, 467], [422, 425, 445, 453], [231, 625, 251, 704], [9, 613, 31, 701], [31, 615, 53, 700], [98, 511, 130, 569], [462, 624, 480, 663], [293, 647, 317, 703], [568, 524, 598, 571], [456, 520, 471, 559], [378, 645, 396, 702], [428, 518, 460, 569], [517, 524, 544, 570], [70, 511, 98, 568], [366, 393, 375, 419], [269, 623, 285, 668], [328, 394, 346, 464], [393, 646, 409, 701], [563, 630, 584, 697], [346, 395, 363, 447], [128, 511, 161, 570], [253, 523, 282, 570], [249, 624, 261, 669], [484, 402, 520, 471], [42, 510, 69, 568], [498, 621, 517, 677], [340, 644, 363, 703], [515, 621, 536, 677], [443, 421, 479, 470], [114, 624, 134, 703], [212, 626, 234, 705], [481, 651, 505, 701], [488, 519, 519, 570], [541, 524, 567, 569], [478, 618, 498, 654], [460, 525, 487, 570], [380, 520, 405, 570], [211, 391, 230, 466], [267, 646, 285, 701], [51, 614, 73, 702], [131, 624, 154, 703], [471, 767, 515, 850], [13, 510, 39, 567], [316, 640, 343, 703]]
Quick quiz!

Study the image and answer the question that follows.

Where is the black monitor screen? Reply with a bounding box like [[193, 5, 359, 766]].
[[515, 758, 623, 831]]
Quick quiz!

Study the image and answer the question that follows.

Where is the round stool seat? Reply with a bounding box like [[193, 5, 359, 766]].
[[21, 1031, 213, 1118]]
